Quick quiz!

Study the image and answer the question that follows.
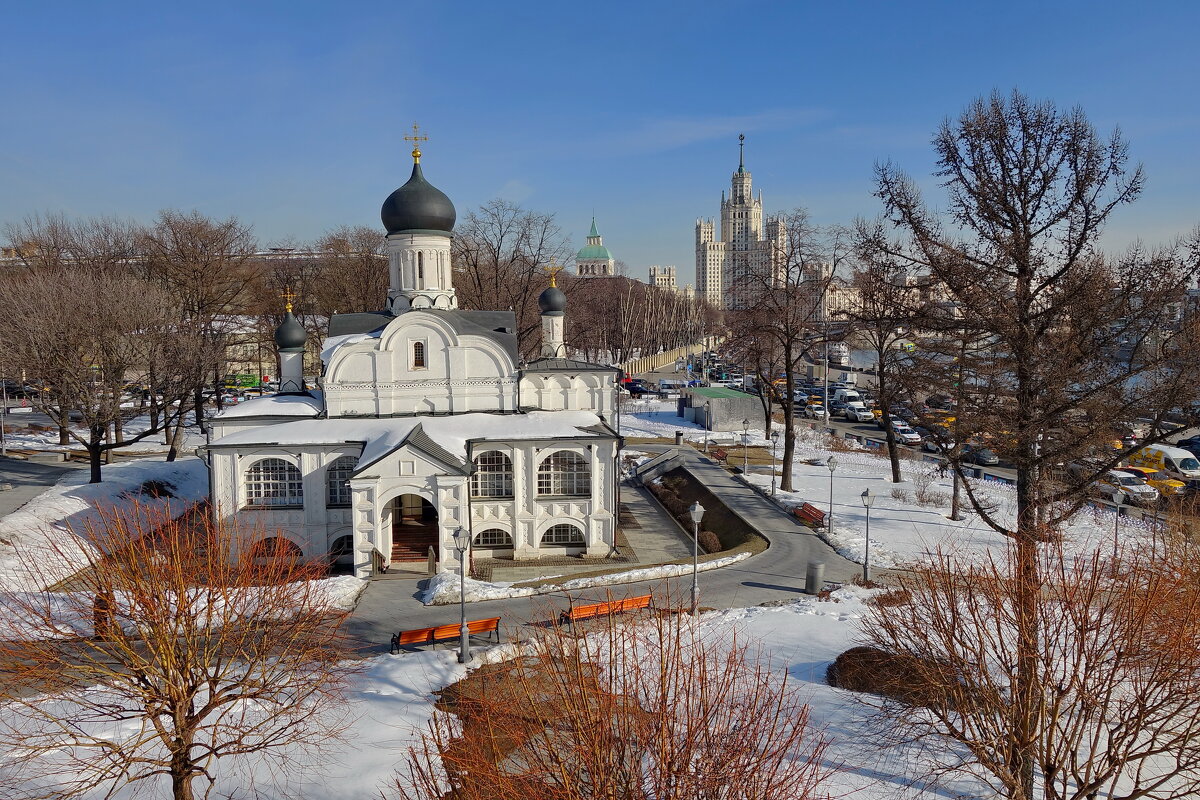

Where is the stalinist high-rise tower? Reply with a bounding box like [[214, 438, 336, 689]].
[[694, 135, 784, 309]]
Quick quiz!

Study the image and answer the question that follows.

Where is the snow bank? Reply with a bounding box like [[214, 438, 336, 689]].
[[0, 576, 368, 641], [419, 552, 752, 605], [0, 457, 210, 592], [214, 391, 324, 419]]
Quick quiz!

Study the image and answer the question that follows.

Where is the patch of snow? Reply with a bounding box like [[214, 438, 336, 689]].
[[321, 331, 383, 363], [419, 552, 752, 605], [0, 457, 210, 592], [215, 391, 324, 419]]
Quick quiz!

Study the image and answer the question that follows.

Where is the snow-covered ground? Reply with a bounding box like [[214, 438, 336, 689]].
[[1, 587, 987, 800], [0, 410, 206, 454], [419, 551, 752, 605], [619, 398, 1145, 569], [0, 456, 210, 592]]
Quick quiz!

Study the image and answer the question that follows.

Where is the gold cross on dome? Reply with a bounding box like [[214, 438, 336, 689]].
[[404, 122, 429, 163], [546, 258, 564, 288], [281, 287, 297, 313]]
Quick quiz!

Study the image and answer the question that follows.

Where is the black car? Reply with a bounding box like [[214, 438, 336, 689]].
[[1176, 437, 1200, 459]]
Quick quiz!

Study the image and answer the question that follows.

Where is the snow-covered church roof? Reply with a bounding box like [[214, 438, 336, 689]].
[[207, 410, 615, 472]]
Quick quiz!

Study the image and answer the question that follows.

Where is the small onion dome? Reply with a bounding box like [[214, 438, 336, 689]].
[[274, 311, 307, 352], [380, 162, 456, 235], [538, 285, 567, 317]]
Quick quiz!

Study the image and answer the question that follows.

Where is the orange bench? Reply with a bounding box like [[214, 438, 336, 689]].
[[710, 448, 729, 464], [390, 616, 501, 654], [560, 594, 652, 625], [793, 502, 827, 529]]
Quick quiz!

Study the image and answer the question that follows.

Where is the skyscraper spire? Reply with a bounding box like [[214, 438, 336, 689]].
[[738, 133, 745, 173]]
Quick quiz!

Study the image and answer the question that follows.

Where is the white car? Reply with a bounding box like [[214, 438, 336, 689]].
[[843, 402, 874, 423], [891, 422, 922, 446], [1093, 470, 1159, 507]]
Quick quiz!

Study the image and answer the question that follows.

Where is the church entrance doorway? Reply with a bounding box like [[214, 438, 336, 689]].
[[388, 494, 438, 562]]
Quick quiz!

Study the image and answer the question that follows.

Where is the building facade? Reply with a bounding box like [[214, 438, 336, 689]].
[[694, 135, 784, 309], [648, 265, 677, 291], [205, 144, 620, 579]]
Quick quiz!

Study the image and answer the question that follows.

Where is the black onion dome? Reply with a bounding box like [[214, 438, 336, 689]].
[[538, 286, 567, 316], [380, 162, 456, 235], [274, 311, 307, 352]]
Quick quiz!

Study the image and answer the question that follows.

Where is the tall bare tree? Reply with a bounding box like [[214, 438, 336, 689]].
[[861, 89, 1200, 799], [310, 225, 388, 315], [0, 267, 197, 481], [452, 199, 575, 358], [139, 210, 257, 427], [728, 210, 848, 491]]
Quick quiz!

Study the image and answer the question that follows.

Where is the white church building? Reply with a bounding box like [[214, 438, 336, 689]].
[[203, 141, 621, 579]]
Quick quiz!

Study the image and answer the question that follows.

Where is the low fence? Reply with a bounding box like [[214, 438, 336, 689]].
[[619, 336, 724, 377]]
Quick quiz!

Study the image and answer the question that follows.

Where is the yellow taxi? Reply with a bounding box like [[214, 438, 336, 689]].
[[1118, 466, 1185, 497]]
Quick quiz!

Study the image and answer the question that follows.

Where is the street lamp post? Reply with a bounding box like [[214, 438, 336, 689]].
[[826, 456, 838, 532], [689, 501, 705, 614], [1112, 490, 1126, 563], [860, 489, 874, 584], [770, 429, 779, 496], [703, 401, 711, 453], [742, 418, 750, 474], [452, 527, 470, 664]]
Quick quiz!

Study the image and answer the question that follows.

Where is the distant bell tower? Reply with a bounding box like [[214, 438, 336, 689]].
[[538, 262, 568, 358], [380, 124, 458, 313]]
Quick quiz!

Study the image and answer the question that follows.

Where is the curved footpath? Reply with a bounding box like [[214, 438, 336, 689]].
[[344, 446, 860, 653]]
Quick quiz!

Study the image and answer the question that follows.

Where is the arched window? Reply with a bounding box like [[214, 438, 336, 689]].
[[471, 451, 514, 498], [412, 340, 426, 369], [249, 536, 303, 560], [325, 456, 356, 508], [541, 524, 584, 546], [244, 458, 303, 508], [537, 451, 590, 497], [474, 529, 513, 548]]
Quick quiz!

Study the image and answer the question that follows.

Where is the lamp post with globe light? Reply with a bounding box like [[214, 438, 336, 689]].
[[826, 456, 838, 532], [452, 527, 470, 664], [742, 418, 750, 474], [860, 489, 874, 584], [689, 501, 705, 614], [1112, 490, 1126, 563], [770, 429, 780, 496]]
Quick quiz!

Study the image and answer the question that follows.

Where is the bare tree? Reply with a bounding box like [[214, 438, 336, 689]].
[[453, 199, 575, 358], [399, 605, 833, 799], [310, 225, 388, 315], [728, 211, 848, 491], [139, 210, 258, 427], [840, 258, 924, 482], [0, 267, 197, 482], [861, 89, 1200, 799], [861, 537, 1200, 800], [0, 505, 354, 800]]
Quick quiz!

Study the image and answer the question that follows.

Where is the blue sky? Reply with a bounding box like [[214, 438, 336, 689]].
[[3, 1, 1198, 285]]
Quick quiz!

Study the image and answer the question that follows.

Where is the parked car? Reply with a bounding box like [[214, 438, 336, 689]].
[[1093, 469, 1159, 507], [925, 394, 955, 411], [623, 379, 656, 397], [1117, 466, 1185, 498], [961, 445, 1000, 466], [803, 403, 826, 419]]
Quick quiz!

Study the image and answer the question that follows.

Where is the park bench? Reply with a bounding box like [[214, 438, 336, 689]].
[[793, 502, 827, 529], [560, 594, 652, 625], [389, 616, 502, 654], [710, 448, 729, 465]]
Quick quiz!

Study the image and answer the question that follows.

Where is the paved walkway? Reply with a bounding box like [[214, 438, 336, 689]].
[[0, 456, 83, 518], [343, 447, 860, 655]]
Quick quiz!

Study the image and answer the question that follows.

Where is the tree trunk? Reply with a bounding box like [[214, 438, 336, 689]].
[[950, 469, 963, 521], [88, 426, 103, 484], [166, 419, 184, 462], [59, 425, 69, 446], [877, 355, 902, 482], [194, 386, 207, 435]]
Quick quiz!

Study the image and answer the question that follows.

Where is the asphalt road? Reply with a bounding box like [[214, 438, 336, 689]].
[[0, 456, 83, 518]]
